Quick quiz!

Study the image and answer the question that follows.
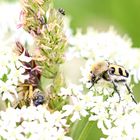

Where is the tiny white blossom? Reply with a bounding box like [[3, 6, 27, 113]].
[[63, 96, 88, 122], [59, 83, 83, 99]]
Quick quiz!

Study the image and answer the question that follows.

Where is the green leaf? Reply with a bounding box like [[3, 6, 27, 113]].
[[70, 117, 105, 140], [1, 74, 8, 82]]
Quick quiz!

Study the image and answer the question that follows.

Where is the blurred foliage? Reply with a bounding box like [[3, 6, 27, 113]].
[[55, 0, 140, 48], [0, 0, 15, 2], [2, 0, 140, 47]]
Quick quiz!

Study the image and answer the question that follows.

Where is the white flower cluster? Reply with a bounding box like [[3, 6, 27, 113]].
[[0, 105, 72, 140], [59, 82, 140, 140], [0, 46, 30, 103], [0, 3, 33, 103], [64, 27, 140, 139], [60, 84, 90, 122], [101, 103, 140, 140], [66, 27, 140, 83]]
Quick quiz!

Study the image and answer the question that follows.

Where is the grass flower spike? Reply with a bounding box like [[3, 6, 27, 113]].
[[20, 0, 67, 95]]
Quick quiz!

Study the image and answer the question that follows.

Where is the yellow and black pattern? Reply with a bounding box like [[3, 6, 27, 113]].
[[108, 64, 129, 77]]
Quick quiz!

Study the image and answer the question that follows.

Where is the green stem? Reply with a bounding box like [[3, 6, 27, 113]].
[[5, 99, 11, 108], [77, 121, 94, 140]]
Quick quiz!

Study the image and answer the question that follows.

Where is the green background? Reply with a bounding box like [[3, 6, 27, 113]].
[[55, 0, 140, 48]]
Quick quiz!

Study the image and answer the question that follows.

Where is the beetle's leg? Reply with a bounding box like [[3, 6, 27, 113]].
[[111, 81, 121, 102], [125, 83, 137, 104]]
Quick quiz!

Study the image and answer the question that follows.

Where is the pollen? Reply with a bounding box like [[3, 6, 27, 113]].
[[75, 104, 82, 111]]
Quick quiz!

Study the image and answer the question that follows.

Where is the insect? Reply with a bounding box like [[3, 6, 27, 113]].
[[32, 89, 45, 106], [58, 8, 65, 15], [14, 84, 45, 108], [88, 60, 137, 103]]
